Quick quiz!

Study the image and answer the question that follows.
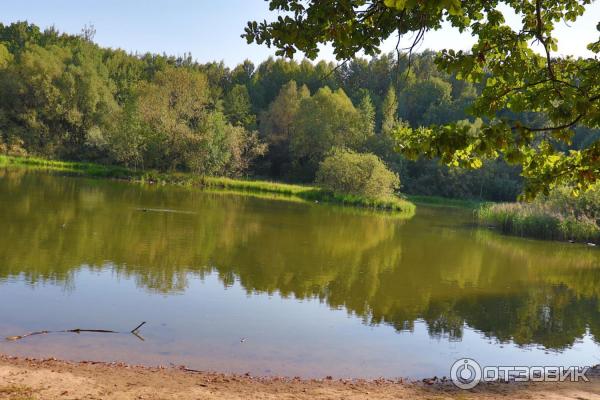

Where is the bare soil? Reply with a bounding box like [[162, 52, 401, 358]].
[[0, 355, 598, 399]]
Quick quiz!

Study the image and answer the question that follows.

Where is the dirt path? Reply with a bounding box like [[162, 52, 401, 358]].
[[0, 355, 598, 399]]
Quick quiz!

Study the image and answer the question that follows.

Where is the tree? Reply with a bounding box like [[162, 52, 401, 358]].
[[381, 85, 398, 135], [244, 0, 600, 197], [132, 67, 265, 176], [0, 44, 11, 69], [223, 84, 256, 129], [259, 80, 310, 177], [230, 59, 255, 86], [0, 42, 118, 159], [223, 123, 267, 177], [134, 67, 211, 171], [106, 98, 145, 169], [357, 91, 376, 138], [104, 49, 145, 105], [0, 21, 42, 54], [290, 87, 371, 180], [316, 148, 400, 199], [399, 77, 452, 127]]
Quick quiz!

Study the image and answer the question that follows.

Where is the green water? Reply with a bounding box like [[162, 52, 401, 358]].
[[0, 169, 599, 378]]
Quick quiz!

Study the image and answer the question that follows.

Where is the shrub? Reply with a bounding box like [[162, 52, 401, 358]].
[[315, 148, 400, 199], [0, 137, 27, 157]]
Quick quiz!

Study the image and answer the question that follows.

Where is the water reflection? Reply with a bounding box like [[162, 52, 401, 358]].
[[1, 168, 599, 360]]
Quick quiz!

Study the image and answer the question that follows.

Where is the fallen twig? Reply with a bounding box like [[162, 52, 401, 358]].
[[131, 321, 146, 333], [5, 323, 146, 342], [66, 329, 118, 334]]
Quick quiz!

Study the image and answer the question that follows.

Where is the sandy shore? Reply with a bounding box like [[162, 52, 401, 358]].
[[0, 355, 598, 399]]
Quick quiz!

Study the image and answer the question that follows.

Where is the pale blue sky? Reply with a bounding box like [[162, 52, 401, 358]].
[[1, 1, 598, 67]]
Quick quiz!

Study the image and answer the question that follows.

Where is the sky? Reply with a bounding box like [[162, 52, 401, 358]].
[[1, 0, 599, 67]]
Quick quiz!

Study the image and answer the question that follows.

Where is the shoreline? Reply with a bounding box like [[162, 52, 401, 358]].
[[0, 355, 599, 399], [0, 155, 416, 216]]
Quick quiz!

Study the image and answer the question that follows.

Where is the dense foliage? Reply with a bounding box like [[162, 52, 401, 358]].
[[0, 21, 558, 201], [245, 0, 600, 198], [316, 148, 399, 199], [0, 23, 266, 178]]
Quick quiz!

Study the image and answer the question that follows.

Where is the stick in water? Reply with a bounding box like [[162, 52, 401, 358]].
[[131, 322, 146, 333], [5, 322, 147, 341]]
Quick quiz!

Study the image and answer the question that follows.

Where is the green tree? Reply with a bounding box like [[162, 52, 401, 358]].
[[222, 123, 267, 177], [133, 67, 265, 176], [0, 44, 12, 68], [230, 59, 255, 86], [0, 42, 118, 158], [106, 98, 145, 169], [223, 84, 256, 129], [259, 80, 310, 177], [104, 49, 145, 105], [381, 85, 399, 135], [358, 91, 376, 138], [291, 87, 371, 180], [0, 21, 42, 54], [316, 147, 400, 199], [399, 77, 452, 127], [134, 67, 211, 171]]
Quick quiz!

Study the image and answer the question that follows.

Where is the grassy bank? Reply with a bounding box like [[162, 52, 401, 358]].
[[478, 187, 600, 244], [407, 195, 488, 209], [0, 155, 415, 216]]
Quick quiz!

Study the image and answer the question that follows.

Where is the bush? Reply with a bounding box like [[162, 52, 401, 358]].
[[315, 148, 400, 199], [0, 137, 27, 157]]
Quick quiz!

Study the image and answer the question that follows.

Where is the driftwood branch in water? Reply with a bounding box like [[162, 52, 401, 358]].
[[5, 322, 147, 342], [131, 321, 147, 341], [131, 321, 146, 333], [67, 329, 118, 334]]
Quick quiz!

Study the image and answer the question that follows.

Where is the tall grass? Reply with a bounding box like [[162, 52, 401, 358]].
[[202, 176, 313, 196], [0, 155, 415, 216], [478, 187, 600, 244], [407, 194, 488, 209], [0, 155, 133, 178], [205, 176, 415, 214]]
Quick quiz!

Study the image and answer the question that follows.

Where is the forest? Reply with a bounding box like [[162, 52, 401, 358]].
[[0, 21, 553, 202]]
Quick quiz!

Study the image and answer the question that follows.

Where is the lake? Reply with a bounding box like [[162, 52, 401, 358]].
[[0, 168, 599, 379]]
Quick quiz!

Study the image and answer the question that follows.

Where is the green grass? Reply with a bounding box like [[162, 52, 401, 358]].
[[204, 176, 415, 214], [478, 202, 600, 244], [406, 194, 489, 209], [202, 176, 314, 196], [0, 155, 415, 217], [0, 155, 133, 178]]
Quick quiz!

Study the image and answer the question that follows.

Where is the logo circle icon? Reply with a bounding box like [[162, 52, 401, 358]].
[[450, 358, 482, 389]]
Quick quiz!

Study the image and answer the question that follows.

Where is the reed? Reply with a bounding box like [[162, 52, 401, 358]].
[[478, 190, 600, 244]]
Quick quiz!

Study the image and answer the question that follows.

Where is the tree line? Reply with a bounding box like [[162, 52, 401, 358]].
[[245, 0, 600, 199], [4, 21, 594, 200]]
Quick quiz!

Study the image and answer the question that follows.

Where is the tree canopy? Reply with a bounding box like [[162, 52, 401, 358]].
[[244, 0, 600, 197]]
